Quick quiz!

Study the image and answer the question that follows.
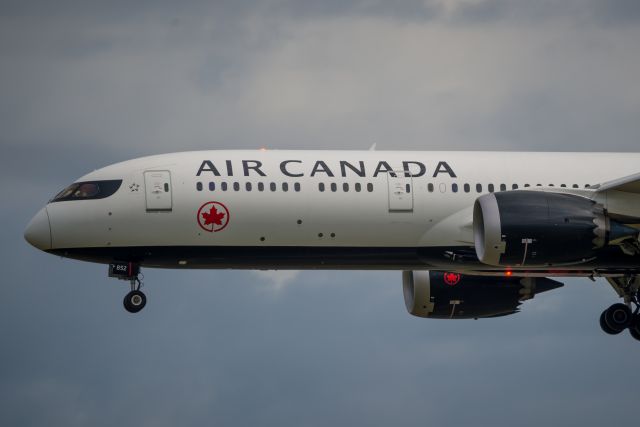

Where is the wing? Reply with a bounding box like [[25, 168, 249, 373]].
[[594, 172, 640, 194]]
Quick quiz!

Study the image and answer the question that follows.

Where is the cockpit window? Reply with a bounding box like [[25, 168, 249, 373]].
[[50, 180, 123, 203]]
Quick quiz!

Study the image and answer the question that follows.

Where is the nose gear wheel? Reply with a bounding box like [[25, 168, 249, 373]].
[[124, 289, 146, 313], [123, 275, 146, 313]]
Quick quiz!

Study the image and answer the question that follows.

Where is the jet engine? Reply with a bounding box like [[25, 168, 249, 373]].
[[402, 271, 563, 319], [473, 191, 638, 267]]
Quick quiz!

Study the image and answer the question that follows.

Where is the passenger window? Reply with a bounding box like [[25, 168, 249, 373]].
[[270, 182, 276, 192], [464, 183, 470, 193], [294, 183, 301, 192], [221, 182, 228, 191], [258, 182, 265, 192], [405, 184, 410, 193], [246, 182, 252, 191], [319, 183, 325, 192], [428, 183, 434, 193], [233, 182, 240, 191], [561, 184, 567, 188], [196, 182, 203, 191], [573, 184, 579, 188], [209, 182, 215, 191], [343, 183, 349, 192], [355, 183, 362, 192], [367, 183, 374, 192], [524, 184, 530, 188], [476, 184, 482, 193], [282, 183, 289, 192], [512, 184, 519, 190], [331, 183, 337, 192], [452, 183, 458, 193], [500, 184, 506, 191], [488, 184, 495, 193]]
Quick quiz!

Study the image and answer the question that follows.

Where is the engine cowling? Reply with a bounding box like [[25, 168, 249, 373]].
[[473, 191, 637, 267], [402, 271, 563, 319]]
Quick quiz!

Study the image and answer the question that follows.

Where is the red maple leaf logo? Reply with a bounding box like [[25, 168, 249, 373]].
[[202, 207, 225, 226], [444, 272, 461, 286], [197, 201, 230, 232]]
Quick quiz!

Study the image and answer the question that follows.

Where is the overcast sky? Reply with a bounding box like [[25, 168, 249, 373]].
[[2, 1, 640, 426]]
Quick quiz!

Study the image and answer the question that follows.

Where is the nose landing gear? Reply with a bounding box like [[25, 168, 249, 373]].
[[123, 278, 146, 314], [109, 262, 147, 314]]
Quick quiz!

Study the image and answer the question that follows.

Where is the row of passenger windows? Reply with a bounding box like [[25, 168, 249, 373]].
[[196, 181, 302, 192], [319, 182, 374, 193], [197, 181, 592, 194], [428, 183, 593, 193], [196, 181, 377, 193]]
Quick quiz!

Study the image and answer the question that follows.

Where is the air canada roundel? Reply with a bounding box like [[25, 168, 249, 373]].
[[197, 201, 230, 232], [443, 272, 461, 286]]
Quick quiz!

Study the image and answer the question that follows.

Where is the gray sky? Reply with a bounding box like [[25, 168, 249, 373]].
[[2, 1, 640, 426]]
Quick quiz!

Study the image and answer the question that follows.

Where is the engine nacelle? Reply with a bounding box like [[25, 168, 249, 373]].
[[402, 271, 563, 319], [473, 191, 637, 267]]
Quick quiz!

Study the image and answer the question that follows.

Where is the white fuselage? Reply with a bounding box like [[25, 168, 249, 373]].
[[26, 150, 640, 273]]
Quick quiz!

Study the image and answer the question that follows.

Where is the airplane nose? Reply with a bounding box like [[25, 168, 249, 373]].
[[24, 207, 52, 251]]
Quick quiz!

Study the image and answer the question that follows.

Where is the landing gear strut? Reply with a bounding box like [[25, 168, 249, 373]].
[[602, 276, 640, 341], [109, 262, 147, 314]]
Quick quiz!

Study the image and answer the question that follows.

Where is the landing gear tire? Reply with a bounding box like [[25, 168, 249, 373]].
[[123, 290, 146, 313], [603, 303, 633, 333], [600, 310, 621, 335], [629, 315, 640, 342]]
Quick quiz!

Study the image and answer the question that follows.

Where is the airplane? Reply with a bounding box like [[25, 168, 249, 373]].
[[23, 150, 640, 341]]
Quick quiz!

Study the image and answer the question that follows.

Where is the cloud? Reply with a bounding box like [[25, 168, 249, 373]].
[[2, 1, 640, 159], [252, 270, 302, 291], [2, 1, 640, 426]]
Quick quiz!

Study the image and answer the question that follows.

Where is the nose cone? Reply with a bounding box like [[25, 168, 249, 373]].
[[24, 207, 52, 251]]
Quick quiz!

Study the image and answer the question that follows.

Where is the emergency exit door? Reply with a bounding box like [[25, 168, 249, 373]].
[[144, 170, 172, 211], [387, 172, 413, 212]]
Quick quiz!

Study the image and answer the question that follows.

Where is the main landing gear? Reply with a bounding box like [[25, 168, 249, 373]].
[[109, 262, 147, 314], [601, 276, 640, 341]]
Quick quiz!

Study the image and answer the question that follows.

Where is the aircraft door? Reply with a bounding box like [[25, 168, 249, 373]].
[[387, 172, 413, 212], [144, 170, 172, 211]]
